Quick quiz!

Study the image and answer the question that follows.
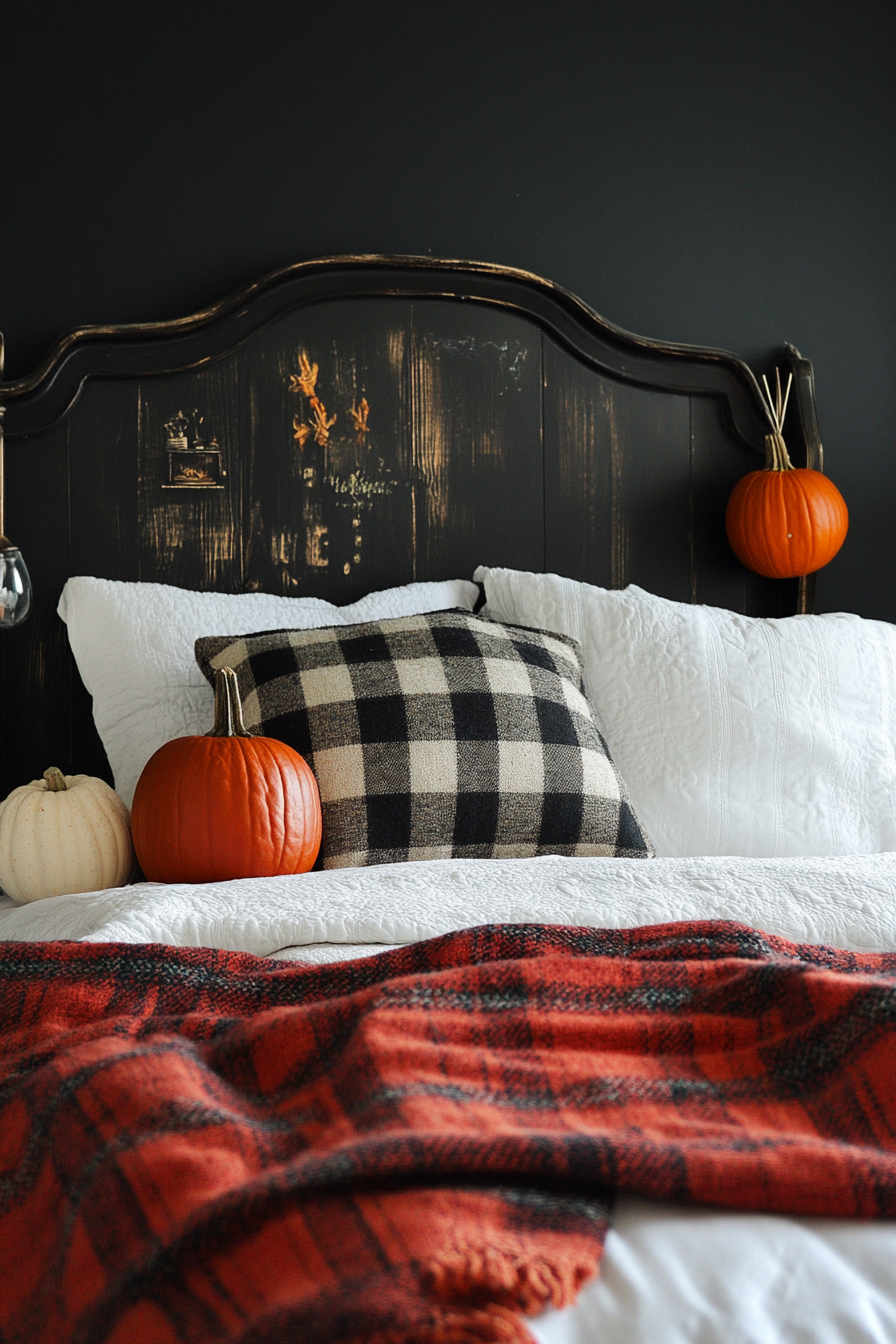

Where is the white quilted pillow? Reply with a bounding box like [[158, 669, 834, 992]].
[[59, 576, 479, 808], [475, 566, 896, 858]]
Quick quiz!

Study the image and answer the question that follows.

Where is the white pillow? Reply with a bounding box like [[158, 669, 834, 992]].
[[59, 576, 479, 808], [475, 566, 896, 859]]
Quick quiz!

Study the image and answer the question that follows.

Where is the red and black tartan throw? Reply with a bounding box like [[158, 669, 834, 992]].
[[1, 920, 894, 1344]]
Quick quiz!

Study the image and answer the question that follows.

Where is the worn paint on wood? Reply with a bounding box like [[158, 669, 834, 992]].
[[135, 357, 243, 591], [0, 258, 817, 794], [544, 341, 691, 599], [410, 301, 543, 581], [238, 298, 413, 603]]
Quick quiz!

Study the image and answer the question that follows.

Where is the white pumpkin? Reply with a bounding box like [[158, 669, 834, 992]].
[[0, 767, 133, 903]]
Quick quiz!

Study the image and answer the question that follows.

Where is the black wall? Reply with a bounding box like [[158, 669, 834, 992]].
[[2, 0, 893, 618]]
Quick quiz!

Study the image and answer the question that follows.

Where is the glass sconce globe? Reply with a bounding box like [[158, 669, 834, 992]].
[[0, 543, 32, 628]]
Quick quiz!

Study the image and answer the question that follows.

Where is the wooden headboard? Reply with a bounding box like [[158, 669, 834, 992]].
[[0, 255, 823, 795]]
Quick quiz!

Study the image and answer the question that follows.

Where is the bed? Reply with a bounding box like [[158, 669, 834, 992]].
[[0, 256, 894, 1343]]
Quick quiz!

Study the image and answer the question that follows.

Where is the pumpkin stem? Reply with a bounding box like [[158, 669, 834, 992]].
[[43, 767, 68, 792], [208, 667, 253, 738], [763, 430, 795, 473]]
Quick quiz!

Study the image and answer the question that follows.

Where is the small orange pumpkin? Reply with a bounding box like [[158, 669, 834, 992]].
[[131, 667, 321, 883], [725, 370, 848, 580]]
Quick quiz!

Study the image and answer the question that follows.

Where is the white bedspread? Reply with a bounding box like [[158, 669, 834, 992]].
[[2, 851, 895, 952], [531, 1195, 896, 1344], [2, 852, 894, 1341]]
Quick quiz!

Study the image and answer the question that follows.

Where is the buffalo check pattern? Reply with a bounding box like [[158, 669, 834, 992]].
[[195, 610, 653, 868]]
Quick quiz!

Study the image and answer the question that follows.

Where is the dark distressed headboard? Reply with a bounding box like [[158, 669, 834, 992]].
[[0, 255, 823, 794]]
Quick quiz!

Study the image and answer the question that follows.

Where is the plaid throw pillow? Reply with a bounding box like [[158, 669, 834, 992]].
[[195, 611, 653, 868]]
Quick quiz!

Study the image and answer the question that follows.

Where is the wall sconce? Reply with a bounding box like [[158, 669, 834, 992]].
[[0, 335, 32, 628]]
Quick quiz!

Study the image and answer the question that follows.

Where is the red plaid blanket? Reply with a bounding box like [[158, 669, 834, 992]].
[[1, 920, 894, 1344]]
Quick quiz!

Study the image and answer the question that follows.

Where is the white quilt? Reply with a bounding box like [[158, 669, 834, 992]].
[[2, 852, 894, 1342], [2, 851, 895, 952]]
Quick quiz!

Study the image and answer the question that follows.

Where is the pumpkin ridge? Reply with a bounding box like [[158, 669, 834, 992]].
[[264, 741, 285, 862], [758, 474, 780, 578], [771, 477, 788, 575], [786, 476, 803, 575], [746, 472, 769, 573], [259, 741, 287, 871], [795, 472, 818, 572], [744, 473, 763, 573], [85, 786, 113, 889], [24, 791, 44, 891], [775, 472, 793, 579], [240, 737, 270, 874], [263, 741, 283, 865], [174, 744, 203, 883], [819, 474, 849, 565], [69, 789, 93, 893]]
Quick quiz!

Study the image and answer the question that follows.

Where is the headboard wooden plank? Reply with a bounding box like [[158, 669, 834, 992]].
[[610, 383, 693, 603], [240, 297, 414, 601], [137, 369, 242, 590], [544, 346, 693, 600], [70, 379, 140, 584], [410, 301, 544, 582], [0, 256, 823, 795]]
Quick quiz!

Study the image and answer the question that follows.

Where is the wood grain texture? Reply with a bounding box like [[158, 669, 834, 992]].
[[136, 364, 241, 591], [241, 299, 413, 603], [0, 257, 820, 795], [544, 340, 691, 600], [410, 301, 543, 581]]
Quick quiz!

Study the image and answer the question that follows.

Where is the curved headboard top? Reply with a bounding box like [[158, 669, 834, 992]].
[[0, 255, 822, 791], [5, 254, 784, 446]]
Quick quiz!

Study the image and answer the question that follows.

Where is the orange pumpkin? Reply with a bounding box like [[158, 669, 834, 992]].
[[131, 666, 321, 883], [725, 370, 848, 580]]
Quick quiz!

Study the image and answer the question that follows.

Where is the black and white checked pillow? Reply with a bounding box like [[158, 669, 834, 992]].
[[195, 611, 653, 868]]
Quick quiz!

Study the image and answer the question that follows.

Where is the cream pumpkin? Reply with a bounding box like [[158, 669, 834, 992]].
[[0, 767, 133, 903]]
